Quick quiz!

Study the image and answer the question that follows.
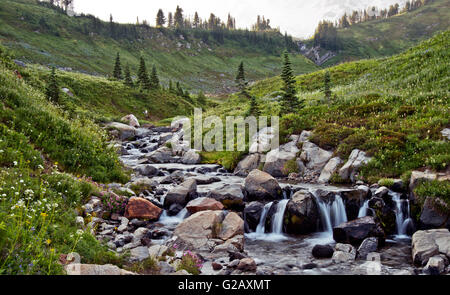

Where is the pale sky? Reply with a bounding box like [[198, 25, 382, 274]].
[[73, 0, 406, 38]]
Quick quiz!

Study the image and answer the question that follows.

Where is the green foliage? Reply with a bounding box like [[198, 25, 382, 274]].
[[323, 71, 332, 100], [176, 250, 203, 275], [149, 65, 160, 90], [279, 51, 303, 115], [113, 52, 122, 80], [45, 67, 59, 103], [123, 64, 133, 87], [137, 56, 150, 90], [235, 61, 248, 94], [127, 256, 159, 274], [414, 180, 450, 212]]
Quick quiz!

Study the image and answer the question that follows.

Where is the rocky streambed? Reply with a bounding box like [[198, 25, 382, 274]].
[[70, 117, 450, 276]]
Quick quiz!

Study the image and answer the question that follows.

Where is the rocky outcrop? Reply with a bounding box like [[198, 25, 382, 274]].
[[299, 141, 333, 175], [339, 149, 372, 182], [186, 197, 224, 214], [419, 197, 450, 229], [164, 179, 197, 208], [284, 191, 318, 234], [124, 197, 162, 220], [333, 216, 385, 246], [234, 154, 262, 177], [318, 157, 342, 184], [244, 170, 282, 201], [263, 140, 300, 177], [412, 229, 450, 266], [121, 114, 140, 128]]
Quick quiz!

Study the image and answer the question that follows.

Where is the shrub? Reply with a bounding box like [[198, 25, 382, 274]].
[[100, 192, 128, 215], [176, 250, 203, 275]]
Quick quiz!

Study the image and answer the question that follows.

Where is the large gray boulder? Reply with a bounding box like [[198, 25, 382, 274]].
[[244, 201, 264, 232], [249, 127, 277, 153], [339, 149, 372, 182], [121, 114, 140, 128], [234, 154, 262, 177], [420, 197, 450, 229], [333, 216, 385, 246], [146, 146, 175, 163], [206, 184, 245, 210], [412, 229, 450, 266], [263, 140, 300, 177], [164, 179, 197, 208], [300, 141, 333, 175], [244, 170, 282, 201], [318, 157, 343, 183], [285, 191, 319, 234], [107, 122, 137, 140]]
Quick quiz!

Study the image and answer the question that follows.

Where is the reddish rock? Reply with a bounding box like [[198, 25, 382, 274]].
[[124, 197, 162, 220], [186, 197, 224, 214], [212, 262, 223, 271], [237, 258, 257, 272]]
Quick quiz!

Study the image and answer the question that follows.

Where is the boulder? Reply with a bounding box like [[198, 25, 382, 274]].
[[146, 146, 175, 163], [181, 149, 200, 164], [186, 197, 224, 214], [412, 229, 450, 266], [164, 179, 197, 208], [244, 202, 264, 232], [130, 246, 150, 262], [121, 114, 140, 128], [339, 149, 372, 182], [206, 184, 245, 210], [134, 164, 159, 176], [332, 243, 356, 263], [441, 128, 450, 140], [244, 170, 282, 201], [298, 130, 312, 142], [420, 197, 450, 229], [107, 122, 136, 140], [285, 191, 318, 235], [234, 154, 261, 177], [300, 141, 333, 174], [263, 141, 300, 177], [218, 212, 244, 240], [423, 256, 446, 275], [318, 157, 343, 183], [409, 170, 437, 192], [237, 258, 257, 272], [124, 197, 162, 220], [333, 216, 385, 246], [173, 210, 224, 250], [64, 264, 135, 275], [357, 237, 378, 260], [312, 245, 334, 259], [249, 127, 276, 153]]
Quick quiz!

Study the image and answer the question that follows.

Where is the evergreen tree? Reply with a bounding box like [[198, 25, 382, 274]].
[[174, 6, 184, 28], [323, 71, 332, 100], [168, 12, 173, 28], [235, 61, 248, 94], [137, 57, 150, 90], [197, 90, 207, 106], [46, 67, 59, 103], [113, 52, 122, 80], [149, 65, 160, 90], [176, 81, 184, 96], [193, 12, 200, 28], [279, 51, 302, 115], [168, 80, 175, 93], [124, 64, 133, 87], [156, 9, 166, 27], [247, 96, 260, 117]]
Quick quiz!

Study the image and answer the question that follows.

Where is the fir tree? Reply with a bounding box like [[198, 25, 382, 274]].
[[150, 65, 160, 90], [168, 80, 175, 93], [176, 81, 184, 96], [193, 12, 200, 28], [279, 51, 302, 115], [46, 67, 59, 103], [124, 64, 133, 87], [323, 71, 332, 100], [247, 96, 260, 117], [137, 57, 150, 90], [174, 6, 184, 28], [235, 61, 248, 94], [156, 9, 166, 27], [113, 52, 122, 80], [197, 90, 207, 106]]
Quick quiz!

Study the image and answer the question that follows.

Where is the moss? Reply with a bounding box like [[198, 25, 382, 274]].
[[282, 158, 299, 175]]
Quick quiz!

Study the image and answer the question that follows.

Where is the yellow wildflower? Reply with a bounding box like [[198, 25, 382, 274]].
[[40, 212, 48, 218], [46, 239, 51, 245]]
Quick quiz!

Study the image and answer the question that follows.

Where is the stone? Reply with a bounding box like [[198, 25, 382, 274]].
[[423, 256, 446, 275], [300, 141, 333, 174], [148, 245, 169, 258], [318, 157, 343, 183], [218, 212, 244, 240], [124, 197, 162, 220], [206, 184, 244, 209], [146, 146, 174, 163], [237, 258, 257, 272], [181, 149, 201, 164], [186, 197, 224, 214], [339, 149, 372, 182], [234, 154, 262, 177], [75, 216, 84, 227], [130, 246, 150, 262], [332, 243, 356, 262], [64, 264, 135, 275], [107, 122, 137, 140], [249, 127, 276, 153], [158, 261, 175, 274], [412, 229, 450, 266], [409, 170, 437, 192], [173, 210, 224, 250], [164, 179, 197, 208], [419, 197, 450, 229], [244, 169, 282, 201], [121, 114, 140, 128], [263, 141, 300, 177], [285, 191, 318, 235], [243, 202, 264, 232], [441, 128, 450, 140], [312, 244, 334, 259], [357, 237, 379, 260], [134, 165, 158, 176], [212, 262, 223, 270], [333, 216, 385, 246], [299, 130, 312, 142]]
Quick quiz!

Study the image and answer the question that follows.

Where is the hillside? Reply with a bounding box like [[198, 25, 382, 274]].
[[303, 0, 450, 66], [0, 0, 318, 94], [204, 31, 450, 183]]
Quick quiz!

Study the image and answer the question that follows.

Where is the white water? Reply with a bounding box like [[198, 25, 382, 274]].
[[159, 208, 189, 225], [311, 190, 348, 235], [255, 202, 273, 234], [358, 200, 370, 218], [392, 193, 413, 238], [246, 201, 289, 242], [271, 199, 290, 234]]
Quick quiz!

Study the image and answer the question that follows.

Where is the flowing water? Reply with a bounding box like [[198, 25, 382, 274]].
[[392, 193, 413, 238], [358, 200, 370, 218]]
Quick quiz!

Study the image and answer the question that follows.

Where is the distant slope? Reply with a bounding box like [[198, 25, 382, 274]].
[[304, 0, 450, 67], [207, 31, 450, 181], [0, 0, 318, 94]]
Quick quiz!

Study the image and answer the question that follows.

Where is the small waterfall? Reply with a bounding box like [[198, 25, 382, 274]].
[[331, 195, 348, 227], [358, 200, 370, 218], [159, 208, 188, 225], [311, 190, 347, 234], [255, 202, 273, 234], [392, 193, 413, 237], [271, 200, 289, 234]]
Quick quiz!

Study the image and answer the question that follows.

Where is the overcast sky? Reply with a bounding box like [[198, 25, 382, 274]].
[[73, 0, 406, 38]]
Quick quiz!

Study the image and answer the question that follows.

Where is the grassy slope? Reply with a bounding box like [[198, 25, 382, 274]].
[[208, 31, 450, 182], [0, 0, 318, 94], [321, 0, 450, 66]]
